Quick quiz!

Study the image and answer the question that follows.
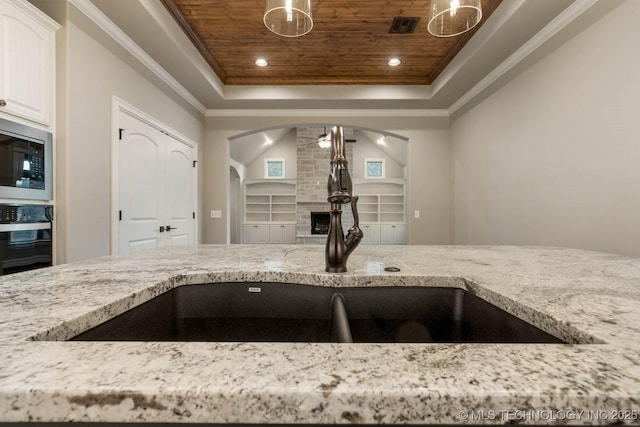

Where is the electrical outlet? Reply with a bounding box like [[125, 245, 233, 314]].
[[210, 210, 222, 219]]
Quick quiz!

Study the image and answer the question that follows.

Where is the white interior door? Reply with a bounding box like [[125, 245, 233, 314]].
[[165, 137, 194, 247], [118, 110, 195, 254], [118, 111, 164, 254]]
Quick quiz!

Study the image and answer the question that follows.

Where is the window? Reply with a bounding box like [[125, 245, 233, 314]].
[[365, 158, 385, 179], [264, 158, 285, 179]]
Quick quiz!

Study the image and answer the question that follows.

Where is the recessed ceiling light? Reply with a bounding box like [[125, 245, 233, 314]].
[[255, 58, 269, 67], [387, 58, 402, 67]]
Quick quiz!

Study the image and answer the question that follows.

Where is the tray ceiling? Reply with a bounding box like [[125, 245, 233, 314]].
[[161, 0, 503, 86], [85, 0, 581, 109]]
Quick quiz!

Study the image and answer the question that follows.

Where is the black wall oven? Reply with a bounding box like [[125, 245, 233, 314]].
[[0, 204, 53, 276], [0, 117, 53, 201]]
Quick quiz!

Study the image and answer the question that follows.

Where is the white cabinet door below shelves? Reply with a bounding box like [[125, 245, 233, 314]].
[[361, 224, 380, 245], [381, 224, 407, 244], [243, 225, 270, 244], [269, 224, 296, 244]]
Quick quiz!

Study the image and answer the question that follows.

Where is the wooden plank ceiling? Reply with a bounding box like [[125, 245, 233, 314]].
[[161, 0, 502, 86]]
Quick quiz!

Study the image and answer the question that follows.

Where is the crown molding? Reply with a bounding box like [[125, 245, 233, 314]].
[[449, 0, 601, 116], [206, 109, 450, 118], [67, 0, 206, 115]]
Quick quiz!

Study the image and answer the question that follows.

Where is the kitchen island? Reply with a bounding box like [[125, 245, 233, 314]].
[[0, 245, 639, 424]]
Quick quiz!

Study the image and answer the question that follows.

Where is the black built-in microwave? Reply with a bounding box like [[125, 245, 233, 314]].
[[0, 117, 52, 200]]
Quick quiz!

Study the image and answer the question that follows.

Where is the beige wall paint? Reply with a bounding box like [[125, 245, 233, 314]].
[[204, 115, 451, 245], [352, 133, 405, 180], [451, 0, 640, 256], [32, 2, 204, 263], [245, 129, 297, 180]]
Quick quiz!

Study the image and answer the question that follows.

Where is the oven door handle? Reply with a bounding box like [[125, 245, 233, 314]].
[[0, 222, 51, 232]]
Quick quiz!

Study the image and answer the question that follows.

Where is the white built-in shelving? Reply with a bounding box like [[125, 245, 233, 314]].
[[243, 180, 296, 243], [354, 179, 406, 223], [354, 179, 407, 244], [244, 180, 297, 223]]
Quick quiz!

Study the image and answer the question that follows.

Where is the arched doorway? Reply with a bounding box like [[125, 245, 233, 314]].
[[228, 124, 408, 244]]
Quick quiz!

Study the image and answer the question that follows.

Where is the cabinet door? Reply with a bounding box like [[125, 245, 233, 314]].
[[282, 224, 296, 243], [269, 224, 296, 243], [362, 224, 380, 245], [0, 1, 57, 125], [256, 225, 270, 243], [243, 224, 270, 244], [393, 224, 407, 244], [380, 225, 396, 244], [269, 225, 284, 243], [381, 224, 407, 244], [243, 225, 258, 243], [269, 225, 283, 243]]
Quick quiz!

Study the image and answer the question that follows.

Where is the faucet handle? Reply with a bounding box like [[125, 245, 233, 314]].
[[350, 195, 360, 227], [346, 195, 363, 249]]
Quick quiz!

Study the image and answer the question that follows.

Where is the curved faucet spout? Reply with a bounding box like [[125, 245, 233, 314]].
[[325, 126, 362, 273]]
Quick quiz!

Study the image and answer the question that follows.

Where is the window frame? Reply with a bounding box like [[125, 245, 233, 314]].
[[364, 158, 385, 179], [264, 158, 286, 179]]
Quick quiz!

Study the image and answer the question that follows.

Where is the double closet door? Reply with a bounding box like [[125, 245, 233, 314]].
[[117, 110, 195, 255]]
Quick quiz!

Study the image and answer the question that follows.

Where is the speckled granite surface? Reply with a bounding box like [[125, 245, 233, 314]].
[[1, 245, 639, 424]]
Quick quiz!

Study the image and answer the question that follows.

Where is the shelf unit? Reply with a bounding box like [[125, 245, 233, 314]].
[[353, 179, 407, 244], [244, 180, 297, 223], [243, 180, 297, 244], [353, 180, 406, 224]]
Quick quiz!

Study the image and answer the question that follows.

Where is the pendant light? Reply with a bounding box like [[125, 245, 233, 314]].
[[264, 0, 313, 38], [427, 0, 482, 37]]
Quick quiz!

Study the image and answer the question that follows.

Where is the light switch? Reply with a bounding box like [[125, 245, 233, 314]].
[[210, 210, 222, 219], [414, 210, 420, 219]]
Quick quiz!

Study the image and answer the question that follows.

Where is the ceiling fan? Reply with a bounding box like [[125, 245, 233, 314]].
[[298, 126, 331, 148]]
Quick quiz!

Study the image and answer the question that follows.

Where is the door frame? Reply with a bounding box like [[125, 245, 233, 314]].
[[110, 97, 199, 255]]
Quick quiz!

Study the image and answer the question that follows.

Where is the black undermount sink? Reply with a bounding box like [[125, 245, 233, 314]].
[[70, 283, 564, 344]]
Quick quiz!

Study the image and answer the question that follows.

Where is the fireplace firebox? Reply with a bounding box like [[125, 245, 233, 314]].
[[310, 212, 330, 235]]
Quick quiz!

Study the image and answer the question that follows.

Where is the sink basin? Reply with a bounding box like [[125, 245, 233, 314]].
[[70, 283, 564, 343]]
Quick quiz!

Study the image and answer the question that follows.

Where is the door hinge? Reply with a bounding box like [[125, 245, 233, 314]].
[[193, 160, 197, 168], [119, 210, 122, 221], [118, 128, 124, 140], [193, 212, 196, 219]]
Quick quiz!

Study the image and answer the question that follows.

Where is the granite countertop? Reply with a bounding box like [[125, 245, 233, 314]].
[[1, 245, 639, 424]]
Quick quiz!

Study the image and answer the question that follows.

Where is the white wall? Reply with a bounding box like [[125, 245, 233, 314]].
[[32, 2, 204, 263], [451, 0, 640, 257], [204, 115, 451, 245]]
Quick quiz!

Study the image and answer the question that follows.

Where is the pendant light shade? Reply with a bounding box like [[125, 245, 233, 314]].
[[427, 0, 482, 37], [264, 0, 313, 38]]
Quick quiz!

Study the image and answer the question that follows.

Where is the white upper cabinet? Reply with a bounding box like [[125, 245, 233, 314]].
[[0, 0, 59, 126]]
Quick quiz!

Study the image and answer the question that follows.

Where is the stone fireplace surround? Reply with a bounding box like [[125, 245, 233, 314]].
[[295, 127, 354, 244]]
